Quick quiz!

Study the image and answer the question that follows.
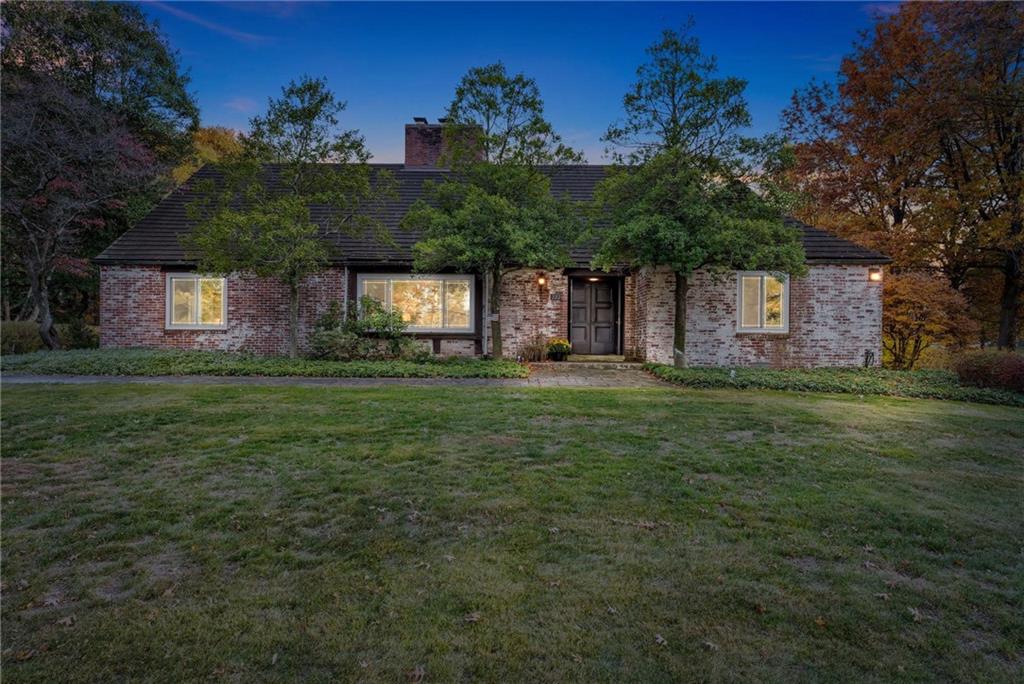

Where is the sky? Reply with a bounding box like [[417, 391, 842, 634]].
[[138, 1, 898, 163]]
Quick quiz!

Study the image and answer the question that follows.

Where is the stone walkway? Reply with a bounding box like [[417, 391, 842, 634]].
[[2, 365, 663, 389]]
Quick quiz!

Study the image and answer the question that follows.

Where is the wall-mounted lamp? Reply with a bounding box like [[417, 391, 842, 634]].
[[588, 277, 600, 282], [868, 267, 883, 283], [537, 275, 546, 286]]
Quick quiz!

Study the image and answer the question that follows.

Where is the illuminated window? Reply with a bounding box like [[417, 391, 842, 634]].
[[357, 274, 474, 332], [737, 273, 789, 333], [166, 274, 227, 329]]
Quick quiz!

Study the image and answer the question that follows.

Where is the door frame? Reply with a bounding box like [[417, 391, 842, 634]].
[[567, 274, 624, 355]]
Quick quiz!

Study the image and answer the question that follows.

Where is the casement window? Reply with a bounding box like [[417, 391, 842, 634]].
[[737, 272, 789, 333], [166, 274, 227, 329], [356, 274, 474, 332]]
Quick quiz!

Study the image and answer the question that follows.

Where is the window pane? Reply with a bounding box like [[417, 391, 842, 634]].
[[172, 279, 196, 324], [764, 277, 784, 328], [741, 277, 761, 328], [363, 280, 387, 304], [444, 280, 471, 329], [391, 279, 442, 328], [199, 279, 224, 325]]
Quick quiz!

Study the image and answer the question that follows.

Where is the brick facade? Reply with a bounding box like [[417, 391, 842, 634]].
[[632, 265, 883, 367], [101, 263, 882, 367], [493, 268, 570, 357], [100, 265, 345, 356]]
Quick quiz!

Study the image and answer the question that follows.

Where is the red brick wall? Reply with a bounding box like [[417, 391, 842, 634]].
[[100, 266, 345, 356], [633, 265, 883, 367]]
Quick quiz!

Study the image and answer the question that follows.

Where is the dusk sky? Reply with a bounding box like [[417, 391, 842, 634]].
[[138, 1, 898, 163]]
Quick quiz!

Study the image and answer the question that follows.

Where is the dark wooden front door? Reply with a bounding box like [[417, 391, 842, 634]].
[[570, 278, 618, 355]]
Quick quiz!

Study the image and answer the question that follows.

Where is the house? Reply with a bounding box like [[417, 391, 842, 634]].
[[95, 119, 891, 367]]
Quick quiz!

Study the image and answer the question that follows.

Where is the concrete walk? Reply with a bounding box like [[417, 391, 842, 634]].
[[2, 364, 663, 389]]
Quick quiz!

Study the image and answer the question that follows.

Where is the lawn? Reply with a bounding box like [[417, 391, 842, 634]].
[[1, 383, 1021, 682]]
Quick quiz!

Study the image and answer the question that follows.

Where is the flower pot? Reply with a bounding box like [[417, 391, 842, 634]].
[[548, 351, 567, 362]]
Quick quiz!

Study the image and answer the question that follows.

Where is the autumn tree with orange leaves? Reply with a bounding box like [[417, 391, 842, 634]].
[[784, 3, 1023, 349]]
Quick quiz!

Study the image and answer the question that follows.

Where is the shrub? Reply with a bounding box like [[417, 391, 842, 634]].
[[309, 296, 417, 361], [1, 321, 44, 355], [644, 363, 1024, 407], [547, 338, 571, 355], [521, 334, 548, 362], [953, 350, 1024, 392], [1, 320, 98, 354], [1, 348, 529, 379], [63, 318, 99, 349]]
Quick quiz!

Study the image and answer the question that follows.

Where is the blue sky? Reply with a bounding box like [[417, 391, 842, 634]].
[[139, 1, 897, 163]]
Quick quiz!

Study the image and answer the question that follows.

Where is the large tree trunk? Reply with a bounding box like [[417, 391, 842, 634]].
[[27, 265, 61, 350], [673, 272, 687, 368], [996, 249, 1022, 349], [288, 281, 300, 358], [489, 269, 503, 358]]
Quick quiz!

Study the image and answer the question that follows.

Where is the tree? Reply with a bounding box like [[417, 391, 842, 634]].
[[401, 63, 584, 357], [1, 78, 158, 347], [785, 3, 1024, 348], [1, 1, 197, 345], [185, 77, 393, 358], [173, 127, 242, 184], [882, 272, 976, 370], [603, 21, 751, 165], [596, 25, 806, 368]]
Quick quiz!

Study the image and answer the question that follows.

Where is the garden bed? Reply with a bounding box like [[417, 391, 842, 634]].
[[0, 348, 528, 379], [645, 363, 1024, 407]]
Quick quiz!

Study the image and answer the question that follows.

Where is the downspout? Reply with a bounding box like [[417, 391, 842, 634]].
[[481, 272, 489, 356], [342, 265, 350, 321]]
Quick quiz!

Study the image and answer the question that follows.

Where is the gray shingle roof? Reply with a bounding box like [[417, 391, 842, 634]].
[[95, 164, 890, 267]]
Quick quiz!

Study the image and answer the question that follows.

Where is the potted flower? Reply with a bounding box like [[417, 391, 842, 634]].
[[547, 337, 571, 361]]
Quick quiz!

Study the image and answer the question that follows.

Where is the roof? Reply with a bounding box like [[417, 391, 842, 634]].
[[95, 164, 890, 267]]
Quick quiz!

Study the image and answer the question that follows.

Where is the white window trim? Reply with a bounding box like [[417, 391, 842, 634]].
[[736, 271, 790, 334], [356, 273, 475, 333], [165, 273, 228, 330]]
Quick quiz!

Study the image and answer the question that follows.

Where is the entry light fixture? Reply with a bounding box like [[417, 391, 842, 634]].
[[588, 277, 600, 282], [868, 267, 883, 283], [537, 275, 546, 286]]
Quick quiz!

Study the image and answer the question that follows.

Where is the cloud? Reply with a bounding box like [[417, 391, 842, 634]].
[[224, 96, 259, 114], [218, 1, 303, 19], [148, 1, 271, 45]]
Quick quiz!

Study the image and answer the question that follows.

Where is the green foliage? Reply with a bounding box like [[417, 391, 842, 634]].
[[403, 64, 584, 357], [1, 349, 528, 379], [445, 62, 583, 166], [645, 363, 1024, 407], [592, 149, 807, 278], [1, 321, 98, 354], [953, 350, 1024, 393], [185, 76, 394, 357], [597, 24, 805, 367], [603, 22, 751, 165], [310, 297, 420, 361]]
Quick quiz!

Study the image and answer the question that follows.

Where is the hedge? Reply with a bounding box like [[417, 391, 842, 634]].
[[1, 349, 529, 379], [644, 363, 1024, 407]]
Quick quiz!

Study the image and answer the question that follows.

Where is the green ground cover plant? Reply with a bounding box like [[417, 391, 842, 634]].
[[645, 363, 1024, 407], [0, 349, 527, 379], [1, 383, 1021, 681]]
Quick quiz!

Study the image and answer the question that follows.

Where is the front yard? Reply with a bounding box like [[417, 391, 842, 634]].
[[2, 383, 1021, 681]]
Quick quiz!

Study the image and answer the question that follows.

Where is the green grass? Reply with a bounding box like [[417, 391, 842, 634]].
[[2, 383, 1021, 681], [646, 363, 1024, 407], [1, 348, 528, 378]]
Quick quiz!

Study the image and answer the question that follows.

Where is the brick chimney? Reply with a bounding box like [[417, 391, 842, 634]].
[[405, 117, 446, 167]]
